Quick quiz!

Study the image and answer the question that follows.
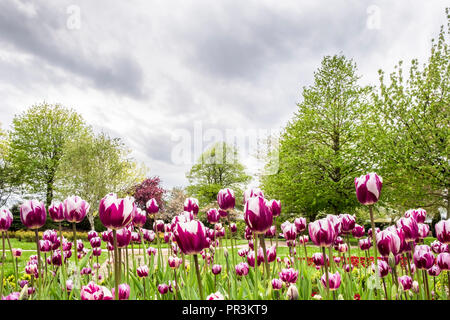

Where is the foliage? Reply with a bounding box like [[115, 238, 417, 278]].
[[261, 55, 373, 220], [161, 186, 187, 222], [8, 103, 88, 208], [362, 10, 450, 219], [54, 130, 147, 230], [186, 142, 251, 207]]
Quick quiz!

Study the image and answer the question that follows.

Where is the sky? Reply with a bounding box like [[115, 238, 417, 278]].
[[0, 0, 447, 190]]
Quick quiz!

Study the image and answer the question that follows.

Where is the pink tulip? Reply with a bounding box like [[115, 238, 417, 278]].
[[321, 272, 341, 291], [368, 227, 380, 238], [12, 248, 22, 257], [206, 292, 224, 300], [377, 260, 390, 278], [312, 252, 328, 266], [112, 283, 130, 300], [281, 222, 297, 241], [298, 235, 309, 244], [268, 199, 281, 218], [2, 292, 20, 300], [115, 227, 132, 248], [212, 264, 222, 275], [338, 243, 348, 253], [154, 220, 165, 233], [81, 281, 105, 300], [168, 256, 182, 269], [147, 247, 157, 256], [92, 247, 102, 257], [418, 223, 430, 239], [294, 217, 306, 233], [244, 196, 273, 234], [352, 224, 365, 239], [339, 214, 356, 234], [308, 218, 335, 247], [279, 268, 298, 284], [428, 264, 441, 276], [87, 230, 98, 241], [99, 193, 135, 230], [48, 202, 65, 222], [183, 197, 199, 215], [397, 217, 419, 242], [436, 252, 450, 270], [376, 229, 401, 257], [271, 279, 283, 290], [413, 245, 435, 270], [158, 283, 169, 295], [405, 208, 427, 224], [63, 196, 90, 223], [398, 275, 413, 291], [238, 248, 249, 257], [143, 229, 155, 242], [247, 248, 264, 267], [217, 188, 235, 211], [173, 220, 210, 255], [20, 199, 47, 229], [137, 265, 149, 278], [435, 219, 450, 244], [235, 262, 249, 276], [243, 188, 264, 204], [90, 236, 101, 248], [207, 208, 221, 224], [146, 198, 159, 215], [230, 223, 237, 233], [354, 172, 383, 205], [133, 208, 146, 228], [266, 245, 277, 263]]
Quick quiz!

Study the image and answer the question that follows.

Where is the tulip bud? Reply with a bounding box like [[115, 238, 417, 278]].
[[223, 248, 228, 258], [286, 284, 298, 300], [388, 252, 396, 269]]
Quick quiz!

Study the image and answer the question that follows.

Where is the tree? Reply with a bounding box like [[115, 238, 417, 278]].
[[54, 130, 147, 230], [8, 103, 88, 207], [161, 186, 187, 222], [364, 10, 449, 219], [0, 123, 19, 207], [186, 142, 251, 207], [261, 55, 373, 220]]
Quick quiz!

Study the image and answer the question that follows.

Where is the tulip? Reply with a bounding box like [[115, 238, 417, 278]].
[[48, 202, 65, 222], [271, 278, 283, 290], [413, 245, 435, 270], [164, 232, 172, 243], [217, 188, 235, 211], [428, 264, 441, 277], [294, 217, 306, 233], [376, 229, 401, 257], [312, 252, 328, 266], [308, 218, 335, 247], [230, 223, 237, 233], [87, 230, 98, 241], [435, 219, 450, 244], [279, 268, 298, 284], [146, 198, 159, 215], [405, 208, 427, 224], [352, 224, 365, 239], [137, 265, 149, 278], [99, 193, 135, 230], [218, 209, 228, 218], [39, 240, 51, 252], [398, 275, 413, 291], [436, 252, 450, 270], [247, 248, 264, 267], [327, 215, 342, 236], [2, 292, 20, 300], [12, 248, 22, 258], [339, 214, 356, 234], [281, 222, 297, 241], [115, 227, 132, 248], [207, 208, 221, 224], [338, 243, 348, 253], [266, 245, 277, 263], [92, 247, 102, 257], [143, 229, 156, 242], [168, 256, 182, 269], [267, 200, 281, 218], [377, 260, 390, 278], [344, 264, 354, 273], [286, 284, 299, 300], [397, 217, 419, 242], [158, 283, 169, 295], [354, 172, 383, 205], [368, 227, 380, 238], [154, 220, 165, 233], [173, 220, 209, 255], [20, 200, 47, 230], [80, 281, 105, 300], [418, 223, 430, 239], [244, 226, 252, 240], [147, 247, 157, 256], [235, 262, 249, 276], [183, 197, 199, 215], [81, 267, 92, 275], [321, 271, 341, 291], [243, 188, 264, 204], [111, 283, 130, 300], [206, 292, 224, 300], [244, 196, 273, 234], [358, 238, 372, 251], [101, 286, 113, 300], [90, 236, 101, 248], [76, 239, 84, 252], [133, 208, 146, 228], [212, 264, 222, 275], [298, 235, 309, 244], [0, 208, 12, 232], [238, 248, 249, 257], [63, 196, 89, 223]]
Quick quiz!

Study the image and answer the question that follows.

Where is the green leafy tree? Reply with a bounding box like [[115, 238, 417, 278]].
[[8, 103, 88, 207], [0, 123, 19, 207], [186, 142, 251, 207], [54, 130, 147, 230], [364, 10, 449, 219], [261, 55, 373, 220]]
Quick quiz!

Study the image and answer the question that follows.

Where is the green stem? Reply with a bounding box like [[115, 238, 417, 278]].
[[253, 232, 259, 300], [259, 234, 270, 278], [322, 246, 330, 300], [34, 229, 42, 300], [58, 222, 67, 299], [0, 232, 4, 297], [112, 230, 119, 300], [5, 232, 18, 291], [193, 254, 204, 300], [368, 205, 379, 298], [72, 223, 78, 266]]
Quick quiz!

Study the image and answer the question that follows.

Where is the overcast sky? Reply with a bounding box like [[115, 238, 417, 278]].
[[0, 0, 447, 190]]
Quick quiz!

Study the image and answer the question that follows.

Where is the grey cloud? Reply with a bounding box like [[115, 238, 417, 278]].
[[0, 0, 145, 99]]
